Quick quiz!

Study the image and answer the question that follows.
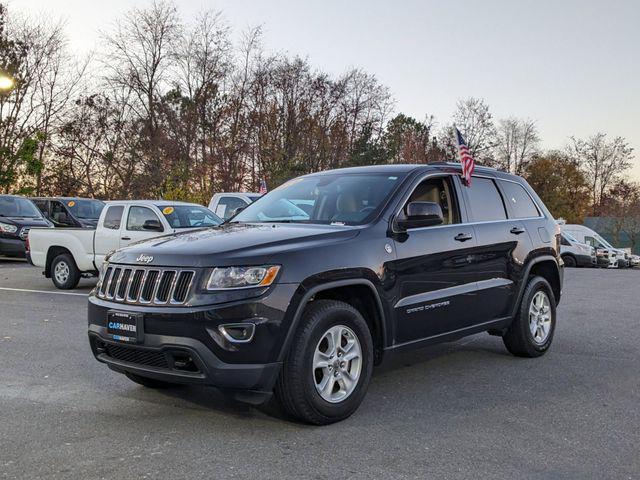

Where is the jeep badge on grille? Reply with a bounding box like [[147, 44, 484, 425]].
[[136, 254, 153, 264]]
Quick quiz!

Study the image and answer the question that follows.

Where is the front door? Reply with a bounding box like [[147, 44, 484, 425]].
[[389, 175, 478, 345], [121, 205, 166, 247]]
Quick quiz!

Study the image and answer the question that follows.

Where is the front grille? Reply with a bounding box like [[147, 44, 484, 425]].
[[19, 227, 30, 240], [103, 343, 169, 369], [97, 265, 195, 305]]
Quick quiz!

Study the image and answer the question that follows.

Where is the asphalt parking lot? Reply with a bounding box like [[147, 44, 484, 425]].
[[1, 260, 639, 479]]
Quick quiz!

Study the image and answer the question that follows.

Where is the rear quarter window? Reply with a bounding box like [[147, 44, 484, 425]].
[[103, 206, 124, 229], [499, 180, 540, 219]]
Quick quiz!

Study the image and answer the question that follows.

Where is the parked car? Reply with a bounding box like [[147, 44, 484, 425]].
[[559, 232, 595, 267], [630, 254, 640, 268], [88, 163, 563, 425], [28, 200, 222, 289], [31, 197, 105, 229], [561, 224, 626, 268], [0, 195, 52, 258], [208, 192, 261, 220]]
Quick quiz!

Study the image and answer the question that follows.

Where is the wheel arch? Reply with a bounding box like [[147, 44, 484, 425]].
[[278, 278, 388, 365], [45, 246, 75, 278], [512, 255, 562, 317]]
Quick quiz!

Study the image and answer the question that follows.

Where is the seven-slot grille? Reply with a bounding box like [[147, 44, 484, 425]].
[[98, 265, 195, 305]]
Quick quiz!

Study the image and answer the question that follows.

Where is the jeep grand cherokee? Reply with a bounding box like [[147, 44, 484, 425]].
[[88, 163, 563, 424]]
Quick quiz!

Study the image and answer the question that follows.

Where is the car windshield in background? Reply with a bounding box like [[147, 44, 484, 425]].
[[157, 205, 222, 228], [65, 199, 105, 219], [0, 197, 43, 218], [231, 173, 405, 225], [563, 232, 578, 243]]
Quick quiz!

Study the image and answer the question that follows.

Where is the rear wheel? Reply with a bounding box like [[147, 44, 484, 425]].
[[503, 276, 556, 357], [275, 299, 373, 425], [51, 253, 80, 289]]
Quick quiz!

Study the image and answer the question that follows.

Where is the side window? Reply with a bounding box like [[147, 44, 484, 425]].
[[103, 206, 124, 230], [584, 236, 598, 248], [127, 206, 161, 231], [499, 181, 540, 219], [405, 176, 460, 225], [465, 177, 507, 222], [216, 196, 248, 219], [32, 200, 48, 216], [51, 201, 73, 225]]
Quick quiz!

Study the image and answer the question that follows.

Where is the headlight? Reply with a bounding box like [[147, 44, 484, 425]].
[[206, 265, 280, 290], [0, 222, 18, 234]]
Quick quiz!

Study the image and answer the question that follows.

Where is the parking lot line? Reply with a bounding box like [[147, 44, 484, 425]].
[[0, 287, 88, 297]]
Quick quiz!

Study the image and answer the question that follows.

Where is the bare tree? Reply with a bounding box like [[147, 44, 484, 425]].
[[567, 133, 634, 215], [493, 117, 540, 174]]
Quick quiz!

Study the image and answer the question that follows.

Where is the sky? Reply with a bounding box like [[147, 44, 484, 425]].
[[12, 0, 640, 180]]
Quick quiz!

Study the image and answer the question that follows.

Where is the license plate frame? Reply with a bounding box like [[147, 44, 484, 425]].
[[107, 311, 143, 344]]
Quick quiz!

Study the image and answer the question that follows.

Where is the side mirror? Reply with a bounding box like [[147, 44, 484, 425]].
[[396, 201, 443, 231], [142, 219, 164, 232]]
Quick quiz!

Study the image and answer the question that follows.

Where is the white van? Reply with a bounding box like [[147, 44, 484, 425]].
[[562, 224, 628, 268]]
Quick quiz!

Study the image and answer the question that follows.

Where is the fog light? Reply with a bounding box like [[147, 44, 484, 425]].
[[218, 323, 255, 343]]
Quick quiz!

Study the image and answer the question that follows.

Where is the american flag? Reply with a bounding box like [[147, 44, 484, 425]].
[[259, 178, 268, 195], [455, 127, 475, 186]]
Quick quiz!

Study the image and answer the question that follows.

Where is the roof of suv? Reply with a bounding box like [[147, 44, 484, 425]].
[[304, 162, 507, 178]]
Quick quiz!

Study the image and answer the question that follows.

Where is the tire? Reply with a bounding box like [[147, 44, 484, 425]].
[[51, 253, 81, 289], [562, 255, 577, 268], [125, 372, 177, 389], [274, 299, 374, 425], [503, 276, 556, 358]]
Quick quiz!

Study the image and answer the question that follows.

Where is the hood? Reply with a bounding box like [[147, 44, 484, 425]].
[[0, 216, 50, 228], [108, 222, 360, 268]]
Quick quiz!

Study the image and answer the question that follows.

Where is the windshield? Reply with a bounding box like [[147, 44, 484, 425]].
[[563, 231, 578, 243], [0, 196, 43, 218], [157, 205, 222, 228], [594, 234, 614, 249], [231, 173, 405, 225], [65, 199, 105, 219]]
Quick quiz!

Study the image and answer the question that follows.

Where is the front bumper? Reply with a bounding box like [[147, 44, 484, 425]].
[[0, 237, 26, 257], [88, 283, 299, 393], [574, 253, 593, 267]]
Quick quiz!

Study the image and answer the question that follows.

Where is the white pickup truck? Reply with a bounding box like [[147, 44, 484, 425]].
[[28, 200, 222, 289]]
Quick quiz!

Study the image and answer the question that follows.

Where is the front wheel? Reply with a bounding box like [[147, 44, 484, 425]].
[[275, 299, 374, 425], [503, 276, 556, 357], [562, 255, 577, 268], [51, 253, 81, 290]]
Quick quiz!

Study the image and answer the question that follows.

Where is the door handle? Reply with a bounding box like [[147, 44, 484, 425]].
[[454, 233, 473, 242], [510, 227, 525, 235], [121, 236, 131, 241]]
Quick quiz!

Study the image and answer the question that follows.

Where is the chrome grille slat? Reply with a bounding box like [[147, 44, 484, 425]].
[[106, 268, 121, 299], [115, 268, 132, 300], [98, 264, 195, 305]]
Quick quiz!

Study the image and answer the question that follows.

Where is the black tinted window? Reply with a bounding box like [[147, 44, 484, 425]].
[[103, 206, 124, 229], [465, 177, 507, 222], [500, 181, 540, 219]]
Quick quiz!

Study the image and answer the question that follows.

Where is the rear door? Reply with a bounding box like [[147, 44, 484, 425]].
[[460, 176, 533, 322], [94, 205, 125, 264], [389, 174, 478, 344]]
